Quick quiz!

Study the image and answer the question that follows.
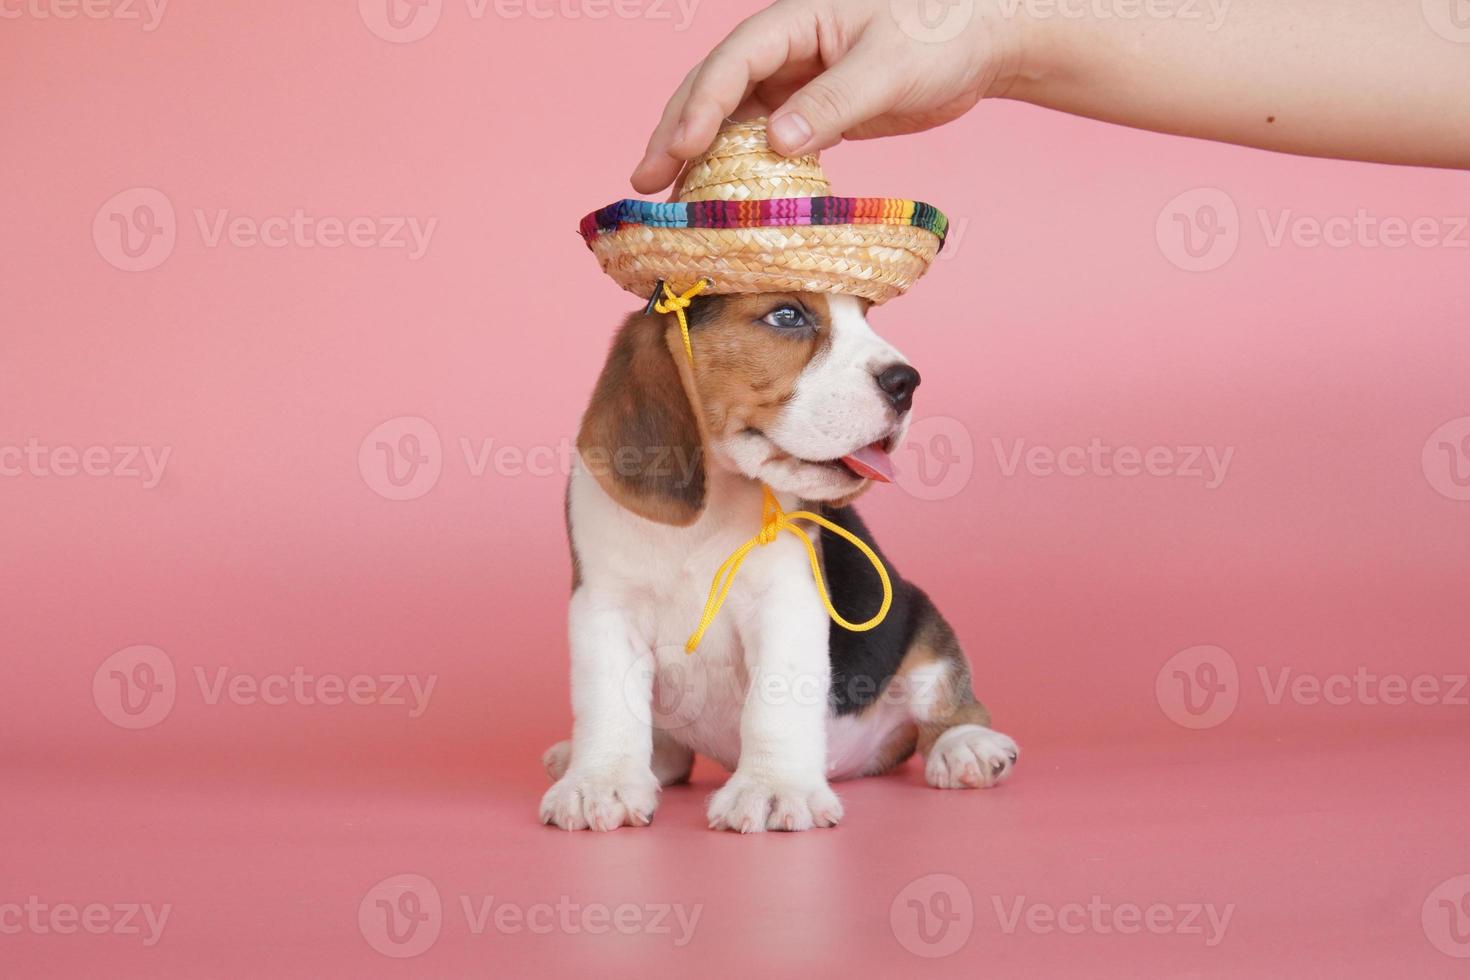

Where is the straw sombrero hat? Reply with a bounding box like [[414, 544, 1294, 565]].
[[579, 118, 949, 305]]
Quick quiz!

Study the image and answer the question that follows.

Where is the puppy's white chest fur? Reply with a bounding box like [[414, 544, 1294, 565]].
[[570, 462, 833, 771]]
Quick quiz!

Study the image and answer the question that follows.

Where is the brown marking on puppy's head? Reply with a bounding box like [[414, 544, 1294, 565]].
[[578, 290, 917, 521], [683, 292, 834, 444]]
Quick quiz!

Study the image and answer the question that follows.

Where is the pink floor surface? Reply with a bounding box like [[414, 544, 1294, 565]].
[[5, 727, 1467, 977]]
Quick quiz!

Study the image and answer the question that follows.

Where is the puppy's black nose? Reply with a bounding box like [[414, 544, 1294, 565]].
[[875, 364, 921, 413]]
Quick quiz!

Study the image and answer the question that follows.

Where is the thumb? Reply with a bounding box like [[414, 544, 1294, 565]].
[[767, 48, 901, 156]]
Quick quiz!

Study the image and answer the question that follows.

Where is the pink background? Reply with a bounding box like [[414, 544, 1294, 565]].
[[3, 1, 1468, 975]]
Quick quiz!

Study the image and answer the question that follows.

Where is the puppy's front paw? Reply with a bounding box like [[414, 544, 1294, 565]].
[[539, 766, 660, 831], [925, 724, 1019, 789], [707, 772, 842, 833]]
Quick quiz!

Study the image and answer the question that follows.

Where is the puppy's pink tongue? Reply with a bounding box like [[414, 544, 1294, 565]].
[[840, 442, 895, 483]]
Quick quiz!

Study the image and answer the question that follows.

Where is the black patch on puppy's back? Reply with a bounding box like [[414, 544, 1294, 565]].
[[820, 505, 931, 715]]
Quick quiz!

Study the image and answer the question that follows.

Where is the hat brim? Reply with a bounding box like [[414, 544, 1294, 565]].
[[580, 196, 948, 306]]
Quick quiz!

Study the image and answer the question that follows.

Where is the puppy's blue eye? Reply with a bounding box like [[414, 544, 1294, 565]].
[[762, 305, 807, 330]]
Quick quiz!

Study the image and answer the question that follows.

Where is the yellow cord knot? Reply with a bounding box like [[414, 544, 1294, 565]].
[[652, 279, 710, 362], [755, 489, 782, 544], [684, 485, 893, 654]]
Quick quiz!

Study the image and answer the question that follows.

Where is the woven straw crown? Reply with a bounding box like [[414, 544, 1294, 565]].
[[579, 118, 948, 305]]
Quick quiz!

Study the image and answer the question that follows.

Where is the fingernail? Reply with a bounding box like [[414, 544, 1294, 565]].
[[769, 112, 812, 153]]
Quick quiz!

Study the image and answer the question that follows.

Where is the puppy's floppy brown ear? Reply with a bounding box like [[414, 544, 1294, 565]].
[[577, 308, 708, 526]]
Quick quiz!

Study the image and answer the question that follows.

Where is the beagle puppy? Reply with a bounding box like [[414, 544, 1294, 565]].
[[541, 291, 1018, 832]]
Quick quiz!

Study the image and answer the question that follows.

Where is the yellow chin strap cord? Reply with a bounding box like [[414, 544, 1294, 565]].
[[652, 279, 895, 655]]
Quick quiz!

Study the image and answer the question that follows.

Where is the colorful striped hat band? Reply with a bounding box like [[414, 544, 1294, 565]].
[[578, 118, 949, 306]]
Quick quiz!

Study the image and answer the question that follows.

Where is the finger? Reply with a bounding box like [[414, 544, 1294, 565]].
[[731, 91, 779, 121], [767, 43, 904, 155], [630, 63, 702, 194], [668, 8, 812, 161]]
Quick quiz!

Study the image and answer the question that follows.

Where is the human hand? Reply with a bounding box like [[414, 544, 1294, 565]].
[[630, 0, 1470, 184], [630, 0, 1026, 193]]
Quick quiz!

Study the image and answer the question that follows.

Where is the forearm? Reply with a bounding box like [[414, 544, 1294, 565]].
[[1004, 0, 1470, 168]]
